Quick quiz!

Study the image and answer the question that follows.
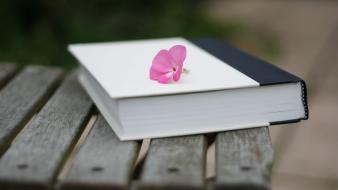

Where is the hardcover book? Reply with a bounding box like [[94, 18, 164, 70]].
[[68, 37, 308, 140]]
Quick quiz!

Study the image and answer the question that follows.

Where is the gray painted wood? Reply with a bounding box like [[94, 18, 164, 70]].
[[0, 63, 18, 89], [0, 66, 63, 153], [139, 135, 206, 190], [215, 127, 273, 190], [0, 72, 93, 190], [60, 114, 139, 190]]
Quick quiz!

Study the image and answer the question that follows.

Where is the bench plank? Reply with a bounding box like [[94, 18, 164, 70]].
[[139, 135, 206, 190], [215, 127, 273, 190], [0, 72, 93, 190], [60, 114, 139, 190], [0, 63, 18, 89], [0, 66, 63, 153]]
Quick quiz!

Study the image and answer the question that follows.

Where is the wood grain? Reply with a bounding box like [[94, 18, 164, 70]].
[[215, 127, 273, 190], [139, 135, 206, 190], [60, 114, 139, 190], [0, 72, 93, 190], [0, 63, 18, 89], [0, 66, 63, 153]]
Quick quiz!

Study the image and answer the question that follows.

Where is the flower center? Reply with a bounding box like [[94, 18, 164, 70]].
[[172, 67, 177, 72]]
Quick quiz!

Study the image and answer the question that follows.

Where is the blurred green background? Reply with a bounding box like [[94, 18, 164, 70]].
[[0, 0, 281, 69]]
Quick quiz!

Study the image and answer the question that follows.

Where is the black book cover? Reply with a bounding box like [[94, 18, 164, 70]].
[[189, 38, 309, 122]]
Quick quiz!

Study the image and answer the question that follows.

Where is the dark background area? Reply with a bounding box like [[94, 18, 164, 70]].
[[0, 0, 280, 69]]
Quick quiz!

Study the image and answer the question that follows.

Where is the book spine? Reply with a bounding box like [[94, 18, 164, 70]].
[[300, 80, 309, 119], [269, 80, 309, 126]]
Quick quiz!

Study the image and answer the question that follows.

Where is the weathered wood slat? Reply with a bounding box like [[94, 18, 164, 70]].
[[0, 63, 18, 89], [139, 135, 206, 190], [215, 127, 273, 190], [0, 66, 63, 153], [0, 72, 93, 190], [60, 114, 139, 190]]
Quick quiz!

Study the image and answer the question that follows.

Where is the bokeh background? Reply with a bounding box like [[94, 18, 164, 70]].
[[1, 0, 337, 189], [0, 0, 281, 69]]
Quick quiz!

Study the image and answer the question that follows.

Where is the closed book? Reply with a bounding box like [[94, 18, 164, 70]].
[[68, 37, 308, 140]]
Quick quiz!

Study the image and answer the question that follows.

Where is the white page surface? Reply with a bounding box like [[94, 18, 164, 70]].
[[69, 37, 259, 98]]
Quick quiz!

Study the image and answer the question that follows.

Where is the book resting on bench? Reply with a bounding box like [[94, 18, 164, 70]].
[[68, 37, 308, 140]]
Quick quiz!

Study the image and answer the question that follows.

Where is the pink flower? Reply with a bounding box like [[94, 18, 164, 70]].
[[150, 45, 186, 84]]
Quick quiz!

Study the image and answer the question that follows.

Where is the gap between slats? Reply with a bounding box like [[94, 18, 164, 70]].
[[55, 131, 211, 189], [206, 141, 216, 180], [54, 125, 270, 190], [132, 138, 151, 180], [0, 100, 63, 156], [129, 134, 216, 186], [0, 71, 93, 190], [58, 114, 140, 190], [10, 114, 37, 145], [0, 114, 38, 157], [131, 134, 217, 189], [0, 68, 65, 156], [55, 114, 98, 186], [52, 115, 269, 190], [49, 103, 95, 189], [55, 117, 149, 189]]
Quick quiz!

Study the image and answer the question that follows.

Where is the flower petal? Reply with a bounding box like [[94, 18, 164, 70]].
[[150, 68, 164, 80], [169, 45, 186, 66], [157, 72, 173, 84], [151, 50, 175, 72]]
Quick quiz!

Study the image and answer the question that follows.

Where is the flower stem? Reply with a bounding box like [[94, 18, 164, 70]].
[[183, 68, 190, 74]]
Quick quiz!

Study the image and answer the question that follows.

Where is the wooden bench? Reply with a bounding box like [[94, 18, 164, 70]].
[[0, 64, 273, 190]]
